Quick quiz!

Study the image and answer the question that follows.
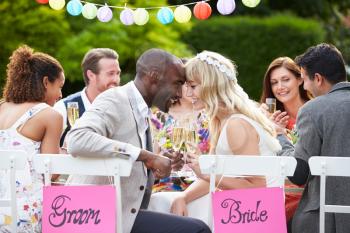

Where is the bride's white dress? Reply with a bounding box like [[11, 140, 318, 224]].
[[148, 114, 281, 225]]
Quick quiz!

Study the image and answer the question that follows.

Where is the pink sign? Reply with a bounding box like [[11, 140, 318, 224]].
[[43, 186, 116, 233], [212, 187, 286, 233]]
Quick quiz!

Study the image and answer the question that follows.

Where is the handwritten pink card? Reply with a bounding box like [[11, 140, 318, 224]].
[[212, 187, 287, 233], [43, 185, 116, 233]]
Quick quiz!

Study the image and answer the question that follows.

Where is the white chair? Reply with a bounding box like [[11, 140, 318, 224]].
[[199, 155, 297, 231], [0, 150, 27, 232], [309, 156, 350, 233], [33, 154, 133, 233]]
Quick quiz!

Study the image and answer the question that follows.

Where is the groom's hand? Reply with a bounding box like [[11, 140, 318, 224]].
[[161, 150, 184, 171], [139, 150, 171, 178]]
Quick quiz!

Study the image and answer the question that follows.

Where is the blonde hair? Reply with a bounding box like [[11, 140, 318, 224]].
[[186, 51, 280, 153]]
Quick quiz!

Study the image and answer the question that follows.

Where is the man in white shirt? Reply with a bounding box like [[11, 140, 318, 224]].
[[54, 48, 121, 146]]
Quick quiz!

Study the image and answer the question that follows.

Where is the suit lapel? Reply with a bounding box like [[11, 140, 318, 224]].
[[124, 82, 149, 176], [145, 118, 153, 152], [124, 82, 143, 147]]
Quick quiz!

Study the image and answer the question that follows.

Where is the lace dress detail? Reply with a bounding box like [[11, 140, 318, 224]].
[[215, 114, 281, 187], [0, 103, 49, 233]]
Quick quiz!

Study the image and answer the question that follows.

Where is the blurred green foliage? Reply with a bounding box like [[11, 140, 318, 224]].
[[0, 1, 70, 92], [0, 0, 348, 98], [0, 0, 193, 96], [183, 15, 325, 100]]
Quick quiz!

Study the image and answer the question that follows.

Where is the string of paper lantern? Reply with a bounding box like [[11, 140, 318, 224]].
[[37, 0, 261, 25]]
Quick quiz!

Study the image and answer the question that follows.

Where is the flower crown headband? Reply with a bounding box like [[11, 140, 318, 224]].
[[196, 53, 237, 81]]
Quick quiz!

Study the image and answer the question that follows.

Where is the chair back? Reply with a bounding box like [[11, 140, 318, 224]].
[[0, 150, 27, 232], [199, 155, 297, 231], [309, 156, 350, 233], [33, 154, 133, 233]]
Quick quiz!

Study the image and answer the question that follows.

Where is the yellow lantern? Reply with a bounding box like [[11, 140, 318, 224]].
[[174, 5, 191, 23], [133, 8, 149, 26], [49, 0, 65, 10], [82, 3, 98, 19], [242, 0, 261, 8]]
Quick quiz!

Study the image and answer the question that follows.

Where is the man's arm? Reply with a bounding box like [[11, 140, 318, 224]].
[[277, 106, 321, 186], [67, 90, 141, 160], [66, 89, 172, 178]]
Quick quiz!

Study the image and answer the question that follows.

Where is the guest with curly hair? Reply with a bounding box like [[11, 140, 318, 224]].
[[0, 45, 64, 232]]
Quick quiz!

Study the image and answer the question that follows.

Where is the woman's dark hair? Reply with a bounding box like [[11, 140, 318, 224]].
[[260, 57, 310, 112], [2, 45, 63, 103]]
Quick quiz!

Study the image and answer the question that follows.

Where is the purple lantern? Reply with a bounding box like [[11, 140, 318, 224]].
[[120, 8, 134, 26], [97, 5, 113, 22], [217, 0, 235, 15]]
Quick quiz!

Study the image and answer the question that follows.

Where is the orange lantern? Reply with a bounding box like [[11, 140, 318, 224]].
[[36, 0, 49, 4], [193, 1, 212, 20]]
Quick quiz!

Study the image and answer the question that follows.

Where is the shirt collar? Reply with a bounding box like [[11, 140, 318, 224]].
[[130, 81, 151, 119], [81, 87, 92, 110], [328, 81, 350, 94]]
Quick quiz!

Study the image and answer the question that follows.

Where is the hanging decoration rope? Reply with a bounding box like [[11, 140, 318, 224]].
[[37, 0, 261, 25]]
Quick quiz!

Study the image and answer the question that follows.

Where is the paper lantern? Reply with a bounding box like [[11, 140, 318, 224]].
[[133, 8, 149, 26], [217, 0, 235, 15], [49, 0, 65, 10], [242, 0, 261, 8], [97, 5, 113, 22], [36, 0, 49, 4], [66, 0, 83, 16], [174, 5, 191, 23], [120, 8, 134, 26], [157, 7, 174, 25], [82, 3, 97, 19], [193, 2, 212, 20]]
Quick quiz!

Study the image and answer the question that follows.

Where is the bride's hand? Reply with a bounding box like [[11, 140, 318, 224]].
[[170, 194, 188, 216]]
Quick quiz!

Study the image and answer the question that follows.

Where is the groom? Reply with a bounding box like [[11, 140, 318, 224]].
[[67, 48, 211, 233]]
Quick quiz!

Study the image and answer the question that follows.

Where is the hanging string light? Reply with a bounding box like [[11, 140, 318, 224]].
[[120, 7, 134, 26], [157, 7, 174, 25], [193, 1, 212, 20], [40, 0, 261, 25], [49, 0, 65, 10], [242, 0, 261, 8], [66, 0, 83, 16], [217, 0, 235, 15], [174, 5, 192, 23]]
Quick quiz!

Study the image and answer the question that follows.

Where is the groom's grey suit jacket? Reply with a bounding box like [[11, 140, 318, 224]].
[[67, 82, 154, 233]]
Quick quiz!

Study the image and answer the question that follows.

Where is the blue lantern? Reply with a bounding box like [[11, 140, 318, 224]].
[[66, 0, 83, 16], [157, 7, 174, 25]]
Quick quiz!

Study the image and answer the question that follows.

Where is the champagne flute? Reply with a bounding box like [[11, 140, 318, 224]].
[[67, 102, 79, 126], [170, 120, 186, 177], [185, 123, 198, 154], [171, 127, 186, 152], [266, 98, 276, 114]]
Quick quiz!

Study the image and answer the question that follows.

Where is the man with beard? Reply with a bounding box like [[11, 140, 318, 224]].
[[54, 48, 121, 146], [67, 48, 212, 233]]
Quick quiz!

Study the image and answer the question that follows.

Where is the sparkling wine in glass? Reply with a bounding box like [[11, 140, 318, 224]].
[[185, 127, 198, 154], [266, 98, 276, 114], [67, 102, 79, 126], [172, 127, 186, 152]]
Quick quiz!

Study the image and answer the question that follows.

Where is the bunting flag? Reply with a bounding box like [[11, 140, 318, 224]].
[[36, 0, 261, 25]]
